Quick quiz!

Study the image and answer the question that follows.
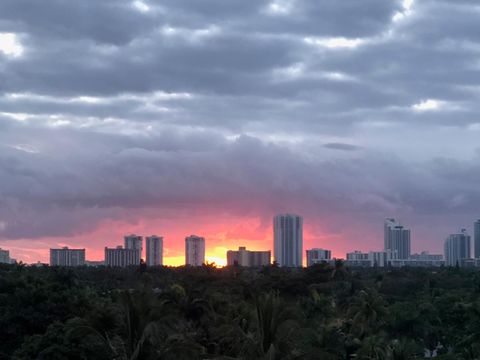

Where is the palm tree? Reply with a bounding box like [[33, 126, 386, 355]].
[[347, 289, 387, 338], [254, 291, 299, 359]]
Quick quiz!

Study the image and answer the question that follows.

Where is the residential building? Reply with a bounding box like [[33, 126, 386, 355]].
[[104, 246, 141, 267], [0, 248, 11, 264], [384, 218, 411, 259], [306, 248, 331, 266], [274, 214, 303, 267], [146, 235, 163, 266], [475, 220, 480, 259], [346, 250, 396, 267], [226, 247, 271, 267], [124, 234, 142, 264], [185, 235, 205, 266], [444, 229, 471, 266], [50, 247, 85, 266]]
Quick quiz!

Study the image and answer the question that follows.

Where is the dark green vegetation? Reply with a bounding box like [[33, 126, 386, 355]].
[[1, 262, 480, 359]]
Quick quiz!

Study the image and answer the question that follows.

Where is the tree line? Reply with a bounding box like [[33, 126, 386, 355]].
[[1, 261, 480, 359]]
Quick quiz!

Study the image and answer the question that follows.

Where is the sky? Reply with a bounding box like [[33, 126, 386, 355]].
[[1, 0, 480, 265]]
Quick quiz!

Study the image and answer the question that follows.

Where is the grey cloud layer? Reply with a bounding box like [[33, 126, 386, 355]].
[[1, 0, 480, 249]]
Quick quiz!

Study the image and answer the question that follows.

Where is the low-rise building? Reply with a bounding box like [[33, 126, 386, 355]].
[[227, 247, 271, 267], [306, 248, 332, 266]]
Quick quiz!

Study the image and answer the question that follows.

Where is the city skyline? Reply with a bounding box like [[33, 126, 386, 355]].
[[2, 0, 480, 266], [4, 215, 480, 266]]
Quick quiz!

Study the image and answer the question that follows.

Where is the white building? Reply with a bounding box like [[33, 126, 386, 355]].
[[346, 250, 396, 267], [384, 218, 411, 259], [444, 229, 471, 267], [105, 246, 141, 267], [146, 235, 163, 266], [226, 247, 271, 267], [50, 247, 86, 266], [124, 234, 143, 262], [185, 235, 205, 266], [274, 214, 303, 267], [306, 248, 331, 266], [0, 248, 11, 264]]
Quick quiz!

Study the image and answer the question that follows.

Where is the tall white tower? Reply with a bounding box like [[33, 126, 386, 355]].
[[274, 214, 303, 267], [444, 229, 471, 266], [146, 235, 163, 266], [384, 218, 410, 259], [185, 235, 205, 266], [124, 234, 143, 263]]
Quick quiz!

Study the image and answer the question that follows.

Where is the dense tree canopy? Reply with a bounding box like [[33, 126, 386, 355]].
[[1, 262, 479, 359]]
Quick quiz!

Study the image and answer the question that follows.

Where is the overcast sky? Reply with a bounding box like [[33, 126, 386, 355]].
[[1, 0, 480, 263]]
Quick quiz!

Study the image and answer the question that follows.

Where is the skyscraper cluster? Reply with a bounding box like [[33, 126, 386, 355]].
[[6, 215, 480, 268]]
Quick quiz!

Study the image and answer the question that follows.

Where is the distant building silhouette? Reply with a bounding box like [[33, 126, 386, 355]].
[[384, 218, 411, 259], [124, 234, 143, 263], [0, 248, 12, 264], [306, 248, 331, 266], [185, 235, 205, 266], [104, 246, 141, 267], [226, 246, 270, 267], [444, 229, 471, 266], [346, 250, 397, 267], [146, 235, 163, 266], [50, 247, 85, 266], [274, 214, 303, 267], [475, 220, 480, 258]]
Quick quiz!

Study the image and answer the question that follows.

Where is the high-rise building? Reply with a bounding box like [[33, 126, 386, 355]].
[[146, 235, 163, 266], [346, 250, 395, 267], [185, 235, 205, 266], [474, 220, 480, 259], [444, 229, 471, 266], [124, 234, 142, 264], [50, 247, 85, 266], [0, 248, 11, 264], [274, 214, 303, 267], [104, 246, 141, 267], [226, 247, 271, 267], [306, 248, 331, 267], [384, 218, 411, 259]]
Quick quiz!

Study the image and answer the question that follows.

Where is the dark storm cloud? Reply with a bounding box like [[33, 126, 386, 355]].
[[1, 0, 480, 251]]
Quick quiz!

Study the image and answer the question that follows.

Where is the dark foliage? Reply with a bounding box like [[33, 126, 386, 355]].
[[1, 263, 479, 359]]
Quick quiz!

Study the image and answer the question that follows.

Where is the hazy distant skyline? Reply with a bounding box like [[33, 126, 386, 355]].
[[1, 0, 480, 264]]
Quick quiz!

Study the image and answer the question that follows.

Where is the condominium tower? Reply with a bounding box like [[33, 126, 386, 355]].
[[274, 214, 303, 267], [384, 218, 410, 259], [146, 235, 163, 266], [104, 246, 141, 267], [50, 247, 85, 266], [185, 235, 205, 266], [475, 220, 480, 259], [444, 229, 471, 266], [306, 248, 331, 267], [124, 234, 142, 264]]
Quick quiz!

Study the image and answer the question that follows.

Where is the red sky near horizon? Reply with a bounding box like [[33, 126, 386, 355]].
[[1, 213, 351, 266]]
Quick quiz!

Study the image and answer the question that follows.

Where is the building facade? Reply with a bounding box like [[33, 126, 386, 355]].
[[105, 246, 141, 267], [384, 218, 411, 259], [146, 235, 163, 266], [0, 248, 11, 264], [226, 247, 271, 267], [185, 235, 205, 266], [306, 248, 332, 266], [444, 229, 471, 266], [124, 234, 143, 264], [475, 220, 480, 259], [50, 247, 85, 266], [346, 250, 396, 267], [274, 214, 303, 267]]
